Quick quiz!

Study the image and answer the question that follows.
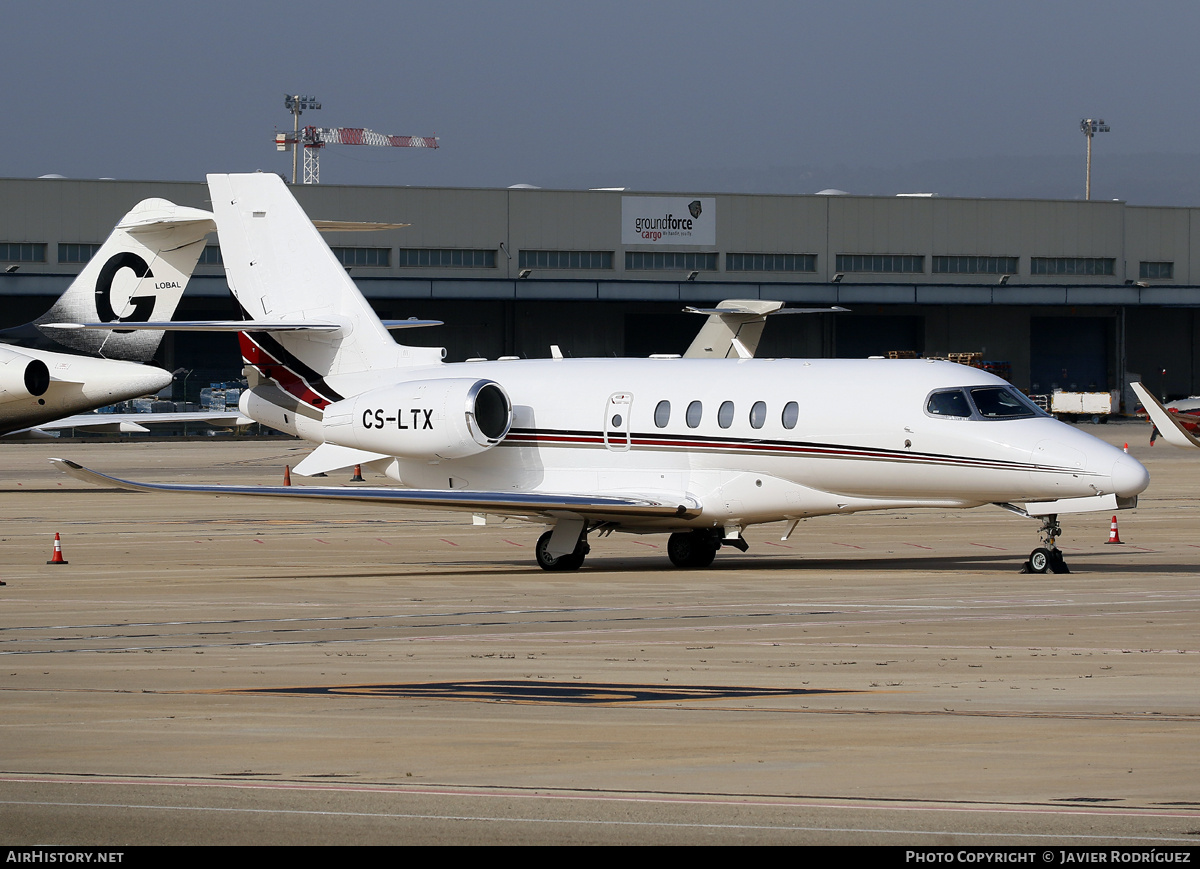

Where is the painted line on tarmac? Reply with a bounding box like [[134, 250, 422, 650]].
[[0, 791, 1198, 844]]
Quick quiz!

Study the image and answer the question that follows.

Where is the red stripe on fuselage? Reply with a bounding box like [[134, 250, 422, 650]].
[[503, 429, 1050, 474], [239, 332, 332, 410]]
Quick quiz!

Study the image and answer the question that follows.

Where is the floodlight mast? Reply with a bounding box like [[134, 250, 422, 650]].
[[1080, 118, 1110, 201], [283, 94, 321, 185]]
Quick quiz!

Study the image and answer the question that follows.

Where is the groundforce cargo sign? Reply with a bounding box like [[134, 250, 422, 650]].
[[622, 197, 716, 246]]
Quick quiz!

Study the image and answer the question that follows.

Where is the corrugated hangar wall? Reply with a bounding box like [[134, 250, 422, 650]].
[[1, 178, 1199, 400]]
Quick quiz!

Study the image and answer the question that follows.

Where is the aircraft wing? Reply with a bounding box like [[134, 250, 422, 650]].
[[49, 459, 703, 523], [1131, 382, 1200, 449], [43, 319, 442, 332]]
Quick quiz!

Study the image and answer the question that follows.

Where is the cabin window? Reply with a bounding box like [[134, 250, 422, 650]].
[[969, 387, 1041, 419], [927, 389, 971, 418], [686, 400, 703, 428], [717, 401, 734, 428], [781, 401, 799, 429], [654, 400, 671, 428], [749, 401, 767, 429]]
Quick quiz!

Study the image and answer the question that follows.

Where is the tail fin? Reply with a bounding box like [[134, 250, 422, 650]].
[[208, 173, 441, 382], [30, 199, 215, 362]]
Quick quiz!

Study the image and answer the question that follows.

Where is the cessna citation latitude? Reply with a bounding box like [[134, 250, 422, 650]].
[[1, 198, 215, 435], [53, 173, 1150, 575]]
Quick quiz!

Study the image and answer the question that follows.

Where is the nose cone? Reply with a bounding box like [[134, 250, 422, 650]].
[[81, 362, 172, 402], [1110, 452, 1150, 498]]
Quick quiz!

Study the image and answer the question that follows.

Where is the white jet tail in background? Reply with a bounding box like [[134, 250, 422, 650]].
[[29, 199, 215, 362]]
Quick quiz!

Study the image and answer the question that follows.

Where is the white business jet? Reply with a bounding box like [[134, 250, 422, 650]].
[[53, 173, 1149, 575], [1, 198, 215, 435]]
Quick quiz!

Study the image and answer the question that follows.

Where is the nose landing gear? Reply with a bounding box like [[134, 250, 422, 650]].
[[1022, 513, 1070, 574]]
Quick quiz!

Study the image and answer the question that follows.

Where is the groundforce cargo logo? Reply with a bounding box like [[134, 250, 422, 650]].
[[622, 196, 715, 246]]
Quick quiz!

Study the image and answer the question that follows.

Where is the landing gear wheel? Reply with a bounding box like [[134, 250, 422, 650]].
[[667, 531, 718, 568], [1020, 513, 1070, 574], [1027, 547, 1052, 574], [535, 530, 588, 572]]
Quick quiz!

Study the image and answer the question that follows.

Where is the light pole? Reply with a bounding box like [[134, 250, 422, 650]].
[[284, 95, 321, 185], [1080, 118, 1110, 200]]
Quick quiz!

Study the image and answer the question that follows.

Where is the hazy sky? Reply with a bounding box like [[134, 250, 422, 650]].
[[4, 1, 1198, 200]]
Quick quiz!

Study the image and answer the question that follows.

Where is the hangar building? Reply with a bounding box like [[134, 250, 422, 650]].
[[2, 176, 1199, 407]]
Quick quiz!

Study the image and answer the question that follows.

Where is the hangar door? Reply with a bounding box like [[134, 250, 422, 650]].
[[834, 315, 924, 359], [1030, 317, 1111, 393]]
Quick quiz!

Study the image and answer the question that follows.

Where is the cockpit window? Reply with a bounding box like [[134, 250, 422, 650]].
[[927, 389, 971, 418], [969, 387, 1041, 419]]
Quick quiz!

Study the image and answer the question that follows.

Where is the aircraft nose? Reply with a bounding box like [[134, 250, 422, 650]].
[[1110, 452, 1150, 498]]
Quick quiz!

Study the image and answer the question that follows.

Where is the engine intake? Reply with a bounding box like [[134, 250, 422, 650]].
[[0, 346, 50, 398], [321, 378, 512, 460]]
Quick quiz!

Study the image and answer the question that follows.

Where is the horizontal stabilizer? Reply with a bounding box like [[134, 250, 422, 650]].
[[682, 299, 849, 359], [51, 459, 703, 522], [118, 200, 215, 234], [42, 321, 343, 333], [45, 319, 442, 333]]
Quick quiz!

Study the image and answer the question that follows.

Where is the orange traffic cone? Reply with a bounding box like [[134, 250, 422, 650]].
[[1106, 515, 1123, 545], [283, 465, 291, 487], [350, 464, 364, 482], [46, 532, 68, 565]]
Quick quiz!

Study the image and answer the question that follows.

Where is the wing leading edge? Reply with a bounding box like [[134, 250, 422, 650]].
[[49, 459, 702, 523]]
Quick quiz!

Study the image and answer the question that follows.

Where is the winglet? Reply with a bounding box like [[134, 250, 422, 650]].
[[1131, 382, 1200, 449], [50, 458, 142, 491]]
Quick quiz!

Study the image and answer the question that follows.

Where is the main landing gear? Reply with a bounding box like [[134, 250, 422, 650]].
[[535, 527, 742, 571], [535, 529, 590, 571], [667, 530, 719, 568], [1021, 513, 1070, 574], [666, 529, 746, 568]]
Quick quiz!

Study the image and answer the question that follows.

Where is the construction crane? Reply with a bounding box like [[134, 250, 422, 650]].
[[274, 124, 439, 185]]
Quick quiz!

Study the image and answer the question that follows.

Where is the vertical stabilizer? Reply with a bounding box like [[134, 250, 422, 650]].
[[683, 300, 785, 359], [31, 199, 215, 362], [208, 173, 433, 380]]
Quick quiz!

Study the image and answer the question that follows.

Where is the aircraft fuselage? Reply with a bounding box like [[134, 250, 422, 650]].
[[253, 355, 1145, 532]]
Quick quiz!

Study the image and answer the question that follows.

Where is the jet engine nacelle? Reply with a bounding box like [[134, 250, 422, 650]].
[[321, 378, 512, 460], [0, 346, 51, 399]]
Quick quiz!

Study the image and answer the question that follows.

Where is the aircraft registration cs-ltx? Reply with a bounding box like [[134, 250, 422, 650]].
[[54, 173, 1149, 575]]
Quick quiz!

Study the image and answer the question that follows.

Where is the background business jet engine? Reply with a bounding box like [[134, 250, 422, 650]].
[[319, 378, 512, 460], [0, 346, 51, 400]]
